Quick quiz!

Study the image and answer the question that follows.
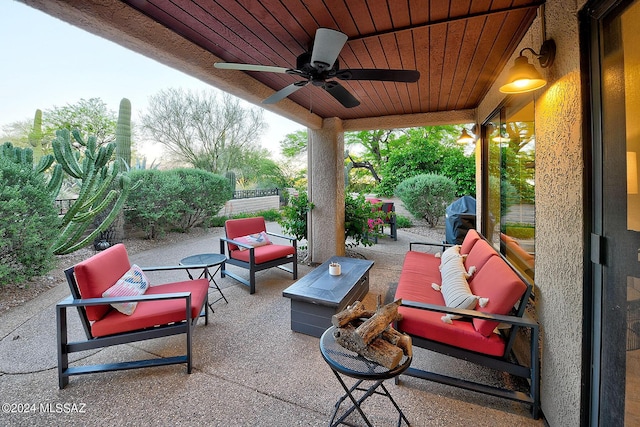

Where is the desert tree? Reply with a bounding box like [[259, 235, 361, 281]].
[[141, 88, 266, 174]]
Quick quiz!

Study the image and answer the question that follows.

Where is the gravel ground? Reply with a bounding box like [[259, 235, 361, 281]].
[[0, 219, 442, 313], [0, 227, 219, 313]]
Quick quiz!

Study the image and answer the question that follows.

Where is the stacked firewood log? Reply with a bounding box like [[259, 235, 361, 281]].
[[331, 298, 412, 369]]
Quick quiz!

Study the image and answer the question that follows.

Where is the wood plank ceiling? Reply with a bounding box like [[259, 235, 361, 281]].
[[122, 0, 542, 121]]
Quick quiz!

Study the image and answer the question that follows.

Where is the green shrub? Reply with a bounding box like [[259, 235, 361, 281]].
[[207, 209, 282, 228], [377, 133, 475, 197], [278, 192, 314, 241], [207, 216, 228, 227], [395, 214, 412, 228], [0, 156, 60, 285], [124, 170, 183, 239], [395, 173, 456, 228], [170, 168, 232, 231], [228, 209, 281, 222], [125, 169, 233, 237], [256, 209, 282, 222]]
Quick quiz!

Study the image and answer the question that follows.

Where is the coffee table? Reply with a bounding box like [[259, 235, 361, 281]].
[[282, 256, 374, 337]]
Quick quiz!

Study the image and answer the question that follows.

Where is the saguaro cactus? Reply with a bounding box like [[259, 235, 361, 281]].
[[225, 170, 237, 193], [50, 129, 136, 255], [28, 109, 44, 163], [115, 98, 131, 171]]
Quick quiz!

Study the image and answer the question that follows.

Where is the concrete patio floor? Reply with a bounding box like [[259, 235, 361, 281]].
[[0, 224, 545, 426]]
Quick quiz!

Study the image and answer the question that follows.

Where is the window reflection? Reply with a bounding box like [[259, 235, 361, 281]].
[[484, 101, 536, 283]]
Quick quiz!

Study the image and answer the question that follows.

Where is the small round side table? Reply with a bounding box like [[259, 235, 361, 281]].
[[179, 253, 229, 313], [319, 326, 412, 427]]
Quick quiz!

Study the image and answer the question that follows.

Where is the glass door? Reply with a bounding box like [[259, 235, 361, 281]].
[[589, 0, 640, 424]]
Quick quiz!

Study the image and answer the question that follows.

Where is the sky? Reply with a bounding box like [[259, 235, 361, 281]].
[[0, 1, 304, 160]]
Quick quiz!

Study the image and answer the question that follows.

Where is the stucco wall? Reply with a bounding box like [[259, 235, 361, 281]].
[[217, 196, 280, 217], [478, 1, 585, 425]]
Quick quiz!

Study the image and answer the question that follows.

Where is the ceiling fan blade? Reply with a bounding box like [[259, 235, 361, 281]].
[[323, 81, 360, 108], [263, 82, 306, 104], [335, 69, 420, 82], [214, 62, 290, 74], [310, 28, 348, 71]]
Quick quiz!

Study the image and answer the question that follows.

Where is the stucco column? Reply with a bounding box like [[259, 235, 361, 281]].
[[308, 118, 345, 263]]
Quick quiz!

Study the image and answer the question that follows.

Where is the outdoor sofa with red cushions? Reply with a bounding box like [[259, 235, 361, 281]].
[[394, 229, 540, 418]]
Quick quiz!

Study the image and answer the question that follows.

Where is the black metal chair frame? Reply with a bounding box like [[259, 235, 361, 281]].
[[395, 240, 540, 419], [57, 265, 208, 389], [219, 231, 297, 294]]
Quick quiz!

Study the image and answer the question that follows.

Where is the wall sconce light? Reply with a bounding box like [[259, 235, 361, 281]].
[[456, 128, 475, 144], [499, 39, 556, 94]]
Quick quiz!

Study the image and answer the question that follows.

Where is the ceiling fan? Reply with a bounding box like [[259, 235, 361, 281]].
[[214, 28, 420, 108]]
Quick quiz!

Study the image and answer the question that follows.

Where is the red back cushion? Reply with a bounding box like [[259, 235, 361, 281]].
[[469, 256, 528, 336], [225, 217, 267, 251], [460, 228, 481, 254], [464, 238, 496, 272], [73, 244, 131, 321]]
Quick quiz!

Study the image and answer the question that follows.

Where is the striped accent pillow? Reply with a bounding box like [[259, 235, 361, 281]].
[[234, 231, 272, 251], [102, 264, 150, 315], [439, 253, 478, 311]]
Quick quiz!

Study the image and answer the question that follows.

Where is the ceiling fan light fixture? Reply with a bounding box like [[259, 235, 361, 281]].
[[310, 28, 348, 70], [499, 39, 556, 94]]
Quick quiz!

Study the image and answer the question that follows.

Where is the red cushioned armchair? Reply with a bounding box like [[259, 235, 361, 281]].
[[56, 244, 209, 388], [220, 216, 297, 294]]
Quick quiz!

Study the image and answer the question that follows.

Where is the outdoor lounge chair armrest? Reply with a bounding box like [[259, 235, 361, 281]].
[[219, 236, 254, 250], [265, 231, 297, 242], [57, 291, 192, 308], [400, 300, 538, 329], [409, 241, 453, 251]]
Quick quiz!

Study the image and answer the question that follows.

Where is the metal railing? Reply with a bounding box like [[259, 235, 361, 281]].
[[232, 188, 279, 199]]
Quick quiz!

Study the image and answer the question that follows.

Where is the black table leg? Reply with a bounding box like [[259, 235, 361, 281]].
[[329, 371, 375, 427], [184, 266, 228, 314], [328, 369, 410, 427]]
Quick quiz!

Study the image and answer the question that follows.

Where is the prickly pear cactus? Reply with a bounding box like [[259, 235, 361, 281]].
[[50, 129, 137, 255]]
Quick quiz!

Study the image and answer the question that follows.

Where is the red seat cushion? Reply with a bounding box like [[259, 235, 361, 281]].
[[73, 244, 132, 321], [396, 306, 507, 356], [396, 251, 442, 296], [469, 256, 528, 336], [396, 253, 442, 304], [90, 279, 209, 337], [229, 244, 295, 264]]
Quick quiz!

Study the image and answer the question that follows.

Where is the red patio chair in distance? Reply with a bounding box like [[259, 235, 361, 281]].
[[56, 244, 209, 388], [220, 216, 297, 294]]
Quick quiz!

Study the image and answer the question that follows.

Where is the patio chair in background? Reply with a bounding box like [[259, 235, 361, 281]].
[[57, 243, 209, 388], [220, 216, 297, 294]]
